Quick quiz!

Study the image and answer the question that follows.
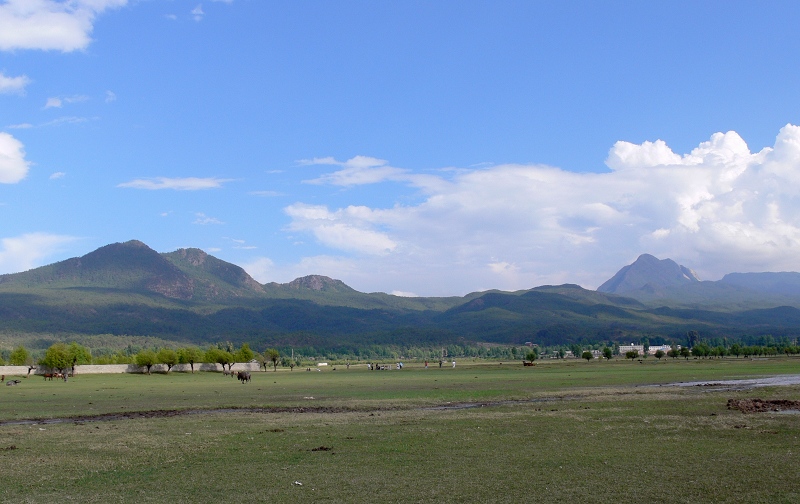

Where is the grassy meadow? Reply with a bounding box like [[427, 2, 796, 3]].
[[1, 357, 799, 502]]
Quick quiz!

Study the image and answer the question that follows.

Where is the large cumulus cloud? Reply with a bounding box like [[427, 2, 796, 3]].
[[260, 125, 800, 295]]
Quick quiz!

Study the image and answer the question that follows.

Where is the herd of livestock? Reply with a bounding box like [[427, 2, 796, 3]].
[[222, 369, 251, 383]]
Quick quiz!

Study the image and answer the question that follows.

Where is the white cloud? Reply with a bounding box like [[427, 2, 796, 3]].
[[104, 90, 116, 103], [249, 190, 281, 197], [9, 116, 92, 128], [0, 132, 29, 183], [117, 177, 232, 190], [391, 290, 418, 297], [285, 203, 397, 255], [278, 125, 800, 295], [0, 0, 127, 53], [44, 97, 62, 108], [0, 232, 77, 274], [191, 4, 204, 22], [301, 155, 410, 186], [49, 171, 65, 179], [0, 72, 30, 94], [240, 256, 275, 283], [44, 94, 88, 108], [193, 212, 223, 225], [42, 115, 91, 126], [301, 155, 448, 193]]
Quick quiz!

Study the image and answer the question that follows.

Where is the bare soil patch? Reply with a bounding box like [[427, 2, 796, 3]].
[[727, 398, 800, 413]]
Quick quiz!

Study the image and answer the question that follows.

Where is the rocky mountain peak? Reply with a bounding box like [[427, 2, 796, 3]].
[[597, 253, 700, 295], [286, 275, 352, 292]]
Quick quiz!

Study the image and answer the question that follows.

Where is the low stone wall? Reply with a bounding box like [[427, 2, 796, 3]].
[[0, 362, 261, 376]]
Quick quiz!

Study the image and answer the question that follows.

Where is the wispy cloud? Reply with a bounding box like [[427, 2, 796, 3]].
[[0, 1, 128, 53], [105, 90, 116, 103], [8, 116, 93, 129], [249, 190, 282, 197], [44, 95, 89, 109], [0, 132, 30, 184], [117, 177, 232, 191], [49, 172, 66, 180], [193, 212, 223, 225], [0, 72, 30, 94], [0, 233, 78, 274], [300, 155, 447, 192], [191, 4, 204, 22]]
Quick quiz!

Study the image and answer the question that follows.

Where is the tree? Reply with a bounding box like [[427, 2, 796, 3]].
[[178, 347, 203, 373], [679, 347, 691, 360], [602, 347, 613, 360], [667, 344, 679, 359], [570, 344, 582, 359], [525, 347, 539, 363], [730, 343, 741, 358], [625, 350, 639, 361], [654, 349, 665, 361], [692, 342, 711, 359], [280, 356, 296, 370], [687, 330, 700, 348], [40, 343, 72, 375], [10, 345, 36, 377], [265, 348, 280, 372], [206, 348, 234, 372], [9, 345, 31, 366], [235, 343, 255, 363], [557, 348, 566, 359], [582, 351, 593, 362], [67, 342, 92, 367], [135, 349, 157, 375], [157, 348, 178, 373]]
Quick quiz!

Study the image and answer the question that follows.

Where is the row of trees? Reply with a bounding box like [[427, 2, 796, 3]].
[[4, 337, 800, 371], [133, 344, 285, 374], [0, 342, 287, 375]]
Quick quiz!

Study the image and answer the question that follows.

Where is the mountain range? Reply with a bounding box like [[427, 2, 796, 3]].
[[2, 241, 800, 351]]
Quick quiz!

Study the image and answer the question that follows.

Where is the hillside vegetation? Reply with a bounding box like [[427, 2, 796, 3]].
[[2, 241, 800, 351]]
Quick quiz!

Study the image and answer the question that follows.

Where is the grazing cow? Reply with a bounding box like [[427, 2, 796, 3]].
[[6, 380, 21, 386], [44, 373, 54, 381], [237, 371, 251, 383]]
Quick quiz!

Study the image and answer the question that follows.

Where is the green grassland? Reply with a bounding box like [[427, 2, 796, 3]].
[[2, 358, 799, 502]]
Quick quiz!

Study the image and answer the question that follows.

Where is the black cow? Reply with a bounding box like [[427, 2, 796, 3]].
[[237, 371, 251, 383]]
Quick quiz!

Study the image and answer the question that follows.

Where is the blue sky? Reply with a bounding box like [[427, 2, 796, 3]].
[[2, 0, 800, 296]]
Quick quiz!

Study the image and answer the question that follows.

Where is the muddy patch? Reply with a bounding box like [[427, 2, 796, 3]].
[[0, 406, 360, 426], [727, 398, 800, 414], [670, 374, 800, 391]]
